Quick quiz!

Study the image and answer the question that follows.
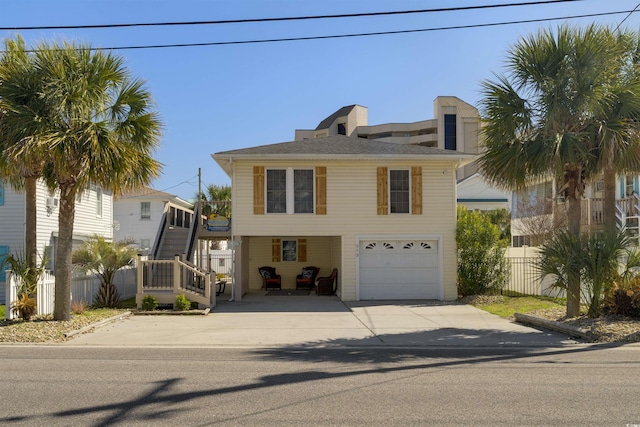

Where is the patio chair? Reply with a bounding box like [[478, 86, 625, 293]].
[[258, 266, 281, 290], [295, 266, 320, 290], [315, 268, 338, 295]]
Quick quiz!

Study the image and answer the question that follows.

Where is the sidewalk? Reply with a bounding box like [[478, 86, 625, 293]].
[[64, 293, 581, 348]]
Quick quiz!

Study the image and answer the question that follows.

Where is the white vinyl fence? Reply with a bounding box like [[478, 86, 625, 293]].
[[5, 267, 137, 320]]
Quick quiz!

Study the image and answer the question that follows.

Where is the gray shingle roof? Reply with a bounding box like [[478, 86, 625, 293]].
[[214, 135, 475, 158]]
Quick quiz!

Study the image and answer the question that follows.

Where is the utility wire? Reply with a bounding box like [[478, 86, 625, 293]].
[[0, 0, 583, 31], [47, 9, 638, 52], [615, 2, 640, 31]]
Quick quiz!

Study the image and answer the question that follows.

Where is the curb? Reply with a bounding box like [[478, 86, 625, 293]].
[[133, 308, 210, 316], [64, 311, 133, 338], [514, 313, 593, 342]]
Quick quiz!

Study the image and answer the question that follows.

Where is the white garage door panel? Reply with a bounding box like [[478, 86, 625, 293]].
[[360, 283, 439, 300], [359, 267, 439, 285], [359, 239, 441, 300]]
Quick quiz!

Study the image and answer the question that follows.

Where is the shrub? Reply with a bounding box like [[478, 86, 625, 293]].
[[71, 299, 89, 315], [174, 294, 190, 311], [456, 207, 509, 297], [141, 295, 158, 311], [605, 276, 640, 318], [11, 292, 37, 321]]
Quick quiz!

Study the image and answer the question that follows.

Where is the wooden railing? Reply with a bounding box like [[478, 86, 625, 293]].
[[136, 255, 212, 308]]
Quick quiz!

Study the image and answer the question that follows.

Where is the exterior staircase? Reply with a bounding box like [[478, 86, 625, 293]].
[[136, 202, 214, 309]]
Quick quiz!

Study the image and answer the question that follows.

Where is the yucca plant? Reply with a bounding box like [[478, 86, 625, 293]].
[[3, 249, 47, 298], [73, 235, 137, 308], [3, 249, 47, 320]]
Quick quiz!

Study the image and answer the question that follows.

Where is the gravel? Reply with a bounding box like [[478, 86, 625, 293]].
[[526, 307, 640, 343], [0, 309, 128, 343]]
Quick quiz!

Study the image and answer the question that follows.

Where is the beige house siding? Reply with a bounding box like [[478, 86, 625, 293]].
[[232, 158, 458, 300]]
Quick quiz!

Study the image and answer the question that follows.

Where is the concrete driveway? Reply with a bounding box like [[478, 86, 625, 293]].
[[65, 293, 580, 348]]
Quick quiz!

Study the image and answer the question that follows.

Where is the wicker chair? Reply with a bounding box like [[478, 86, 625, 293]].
[[315, 268, 338, 295], [296, 266, 320, 290], [258, 266, 281, 290]]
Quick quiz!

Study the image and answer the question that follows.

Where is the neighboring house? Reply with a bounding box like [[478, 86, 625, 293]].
[[212, 135, 475, 301], [457, 173, 510, 212], [0, 178, 113, 304], [113, 187, 194, 256], [295, 96, 511, 211], [511, 175, 640, 247]]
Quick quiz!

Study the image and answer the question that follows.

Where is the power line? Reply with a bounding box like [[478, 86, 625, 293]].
[[0, 0, 583, 31], [41, 9, 637, 52], [616, 2, 640, 31]]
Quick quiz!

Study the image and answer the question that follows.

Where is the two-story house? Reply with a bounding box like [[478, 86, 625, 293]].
[[0, 179, 113, 304], [212, 135, 474, 301]]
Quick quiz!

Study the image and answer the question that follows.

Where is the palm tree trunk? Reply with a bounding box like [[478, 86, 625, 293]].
[[25, 176, 38, 280], [53, 184, 76, 321], [566, 181, 582, 318], [603, 168, 617, 232]]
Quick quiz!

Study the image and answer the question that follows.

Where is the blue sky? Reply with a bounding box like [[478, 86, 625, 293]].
[[2, 0, 639, 200]]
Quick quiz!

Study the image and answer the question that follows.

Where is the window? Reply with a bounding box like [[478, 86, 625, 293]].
[[0, 179, 5, 206], [337, 123, 346, 135], [141, 202, 151, 220], [282, 240, 297, 261], [389, 169, 410, 214], [266, 169, 287, 213], [294, 169, 314, 213], [266, 168, 314, 214], [444, 114, 457, 150], [626, 175, 635, 196], [95, 187, 103, 217]]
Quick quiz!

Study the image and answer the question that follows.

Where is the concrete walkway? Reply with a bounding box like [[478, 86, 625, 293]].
[[65, 292, 580, 348]]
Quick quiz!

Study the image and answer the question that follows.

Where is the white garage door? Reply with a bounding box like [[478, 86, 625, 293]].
[[359, 239, 440, 300]]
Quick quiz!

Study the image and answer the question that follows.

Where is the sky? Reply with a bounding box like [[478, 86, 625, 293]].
[[2, 0, 640, 201]]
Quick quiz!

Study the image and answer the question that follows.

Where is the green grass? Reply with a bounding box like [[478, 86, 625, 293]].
[[0, 305, 5, 318], [471, 296, 564, 318]]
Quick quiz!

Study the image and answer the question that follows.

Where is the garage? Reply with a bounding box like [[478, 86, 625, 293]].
[[358, 238, 441, 300]]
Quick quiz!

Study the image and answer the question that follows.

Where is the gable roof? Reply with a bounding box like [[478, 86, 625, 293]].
[[212, 135, 476, 176], [116, 186, 193, 209]]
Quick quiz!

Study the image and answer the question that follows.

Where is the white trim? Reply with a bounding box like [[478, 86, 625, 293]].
[[355, 234, 444, 301]]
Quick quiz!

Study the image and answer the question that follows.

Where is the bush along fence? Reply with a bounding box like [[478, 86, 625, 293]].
[[504, 248, 597, 303], [5, 267, 137, 320]]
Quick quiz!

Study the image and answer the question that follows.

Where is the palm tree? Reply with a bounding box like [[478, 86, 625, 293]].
[[199, 184, 231, 218], [0, 36, 53, 280], [72, 235, 138, 308], [30, 40, 162, 320], [478, 24, 640, 317]]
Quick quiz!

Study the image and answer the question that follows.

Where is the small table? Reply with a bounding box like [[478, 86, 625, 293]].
[[216, 281, 227, 296]]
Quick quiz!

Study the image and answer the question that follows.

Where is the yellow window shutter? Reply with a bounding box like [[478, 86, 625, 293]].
[[316, 167, 327, 215], [272, 239, 281, 262], [253, 166, 265, 215], [298, 239, 307, 262], [377, 167, 388, 215], [411, 166, 423, 215]]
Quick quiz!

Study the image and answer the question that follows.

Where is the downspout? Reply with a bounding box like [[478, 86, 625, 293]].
[[229, 157, 235, 302]]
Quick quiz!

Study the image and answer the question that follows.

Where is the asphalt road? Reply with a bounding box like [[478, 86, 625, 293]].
[[1, 344, 639, 426]]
